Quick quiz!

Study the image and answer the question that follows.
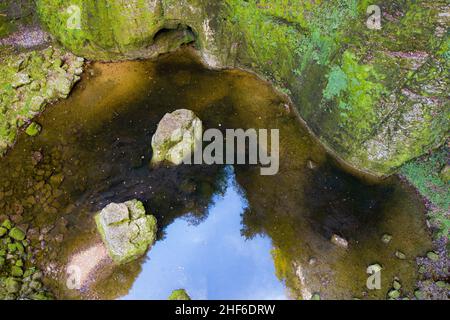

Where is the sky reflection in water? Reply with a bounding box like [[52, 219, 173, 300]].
[[123, 167, 287, 300]]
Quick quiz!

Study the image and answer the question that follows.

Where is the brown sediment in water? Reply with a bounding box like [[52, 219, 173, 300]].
[[0, 48, 433, 300]]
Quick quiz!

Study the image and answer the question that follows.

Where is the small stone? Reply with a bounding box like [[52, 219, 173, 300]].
[[11, 265, 23, 277], [12, 73, 31, 88], [9, 227, 26, 241], [381, 234, 392, 244], [29, 280, 42, 290], [331, 234, 348, 249], [310, 293, 321, 300], [32, 151, 44, 164], [25, 122, 42, 137], [168, 289, 191, 301], [414, 290, 424, 300], [308, 257, 317, 266], [426, 251, 439, 261], [388, 289, 400, 299], [1, 219, 12, 230], [306, 160, 317, 170], [5, 277, 21, 294], [49, 173, 64, 188], [440, 165, 450, 183], [393, 280, 402, 290], [395, 251, 406, 260]]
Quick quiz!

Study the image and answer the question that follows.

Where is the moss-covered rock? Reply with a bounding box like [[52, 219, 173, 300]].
[[95, 199, 158, 264], [168, 289, 191, 300], [0, 218, 53, 300], [151, 109, 203, 166], [0, 46, 84, 155], [33, 0, 449, 176]]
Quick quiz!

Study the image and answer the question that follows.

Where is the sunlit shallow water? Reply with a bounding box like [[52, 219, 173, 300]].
[[0, 48, 432, 300]]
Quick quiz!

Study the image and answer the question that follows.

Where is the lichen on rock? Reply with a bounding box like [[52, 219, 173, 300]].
[[0, 46, 84, 155], [95, 199, 157, 264], [151, 109, 202, 166]]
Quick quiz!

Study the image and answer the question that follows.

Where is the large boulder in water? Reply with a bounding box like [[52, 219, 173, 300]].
[[95, 200, 157, 264], [151, 109, 202, 166]]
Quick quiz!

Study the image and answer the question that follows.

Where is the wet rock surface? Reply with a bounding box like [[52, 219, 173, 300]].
[[0, 46, 84, 155], [151, 109, 202, 166], [95, 200, 157, 264], [0, 219, 52, 300]]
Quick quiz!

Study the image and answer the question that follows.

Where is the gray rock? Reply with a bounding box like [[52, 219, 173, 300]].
[[331, 234, 348, 249], [12, 73, 31, 88], [95, 199, 157, 264], [151, 109, 202, 165]]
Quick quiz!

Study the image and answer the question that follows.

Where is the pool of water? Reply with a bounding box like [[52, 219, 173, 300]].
[[0, 48, 432, 300]]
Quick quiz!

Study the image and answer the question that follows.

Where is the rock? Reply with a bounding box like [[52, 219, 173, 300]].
[[395, 251, 406, 260], [440, 165, 450, 183], [95, 199, 157, 264], [9, 227, 26, 241], [381, 234, 392, 244], [151, 109, 202, 166], [1, 219, 12, 230], [25, 122, 42, 137], [388, 289, 400, 299], [393, 280, 402, 290], [11, 266, 23, 277], [308, 257, 317, 266], [426, 251, 439, 261], [32, 151, 44, 164], [5, 278, 20, 294], [306, 160, 317, 170], [12, 73, 31, 88], [331, 234, 348, 249], [168, 289, 191, 300], [310, 293, 321, 300], [49, 173, 64, 188], [414, 290, 424, 300]]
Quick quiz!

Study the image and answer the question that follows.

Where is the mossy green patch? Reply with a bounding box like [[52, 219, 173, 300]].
[[401, 146, 449, 239], [168, 289, 191, 300], [0, 47, 83, 155]]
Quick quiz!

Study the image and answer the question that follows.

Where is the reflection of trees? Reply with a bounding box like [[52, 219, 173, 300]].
[[235, 157, 393, 300]]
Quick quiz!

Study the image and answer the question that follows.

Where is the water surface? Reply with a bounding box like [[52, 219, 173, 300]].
[[0, 48, 432, 300]]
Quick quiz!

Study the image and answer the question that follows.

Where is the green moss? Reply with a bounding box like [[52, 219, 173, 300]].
[[25, 122, 41, 137], [28, 0, 450, 177], [401, 147, 449, 238], [0, 47, 83, 155], [168, 289, 191, 300], [8, 227, 26, 241]]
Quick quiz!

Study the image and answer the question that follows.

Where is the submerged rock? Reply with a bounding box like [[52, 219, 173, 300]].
[[168, 289, 191, 301], [381, 234, 392, 244], [330, 234, 348, 249], [95, 199, 157, 264], [151, 109, 202, 166], [25, 122, 42, 137], [395, 251, 407, 260], [440, 165, 450, 183]]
